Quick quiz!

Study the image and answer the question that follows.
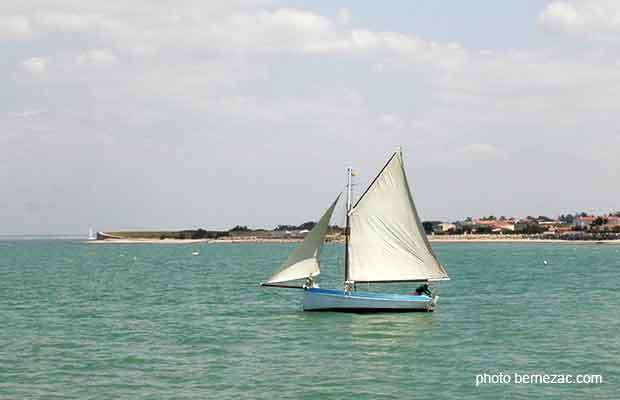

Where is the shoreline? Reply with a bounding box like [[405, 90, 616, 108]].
[[85, 237, 620, 245], [85, 238, 211, 244], [431, 238, 620, 244]]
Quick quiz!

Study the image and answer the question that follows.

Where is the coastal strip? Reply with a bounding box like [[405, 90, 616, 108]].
[[85, 235, 620, 245]]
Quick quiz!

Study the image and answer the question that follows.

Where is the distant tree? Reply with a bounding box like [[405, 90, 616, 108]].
[[298, 221, 317, 231], [529, 225, 547, 234], [274, 222, 317, 231], [578, 212, 588, 217], [592, 217, 607, 226], [229, 225, 250, 232], [499, 216, 506, 221], [275, 224, 297, 231], [613, 211, 620, 217], [516, 224, 546, 234], [475, 225, 493, 234], [192, 229, 208, 239], [422, 222, 434, 234], [465, 217, 472, 222], [328, 225, 344, 234]]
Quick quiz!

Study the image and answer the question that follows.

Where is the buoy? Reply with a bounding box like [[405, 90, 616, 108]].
[[543, 260, 548, 265], [192, 251, 200, 256]]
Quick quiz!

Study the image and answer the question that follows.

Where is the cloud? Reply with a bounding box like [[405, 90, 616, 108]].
[[459, 143, 499, 155], [34, 11, 102, 32], [20, 5, 458, 61], [432, 144, 501, 163], [10, 110, 44, 118], [20, 57, 48, 74], [0, 15, 32, 38], [76, 48, 119, 66], [337, 8, 351, 26], [538, 1, 620, 38], [378, 113, 402, 129], [2, 0, 620, 232], [539, 2, 579, 29]]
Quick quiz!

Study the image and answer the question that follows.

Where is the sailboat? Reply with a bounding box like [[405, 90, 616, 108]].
[[261, 149, 449, 312], [88, 227, 97, 241]]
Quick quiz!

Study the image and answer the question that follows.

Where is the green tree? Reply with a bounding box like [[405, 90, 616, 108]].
[[192, 229, 208, 239], [298, 221, 317, 231], [229, 225, 250, 232]]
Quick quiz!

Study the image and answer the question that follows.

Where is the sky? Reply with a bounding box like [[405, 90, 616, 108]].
[[1, 0, 619, 235]]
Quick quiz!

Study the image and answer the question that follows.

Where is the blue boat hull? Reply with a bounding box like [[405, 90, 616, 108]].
[[302, 287, 435, 312]]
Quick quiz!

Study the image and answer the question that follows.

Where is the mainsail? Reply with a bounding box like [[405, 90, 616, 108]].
[[265, 195, 340, 285], [347, 151, 448, 282]]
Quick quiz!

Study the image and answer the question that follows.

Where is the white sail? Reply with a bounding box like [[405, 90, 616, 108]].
[[347, 151, 448, 282], [266, 195, 340, 285]]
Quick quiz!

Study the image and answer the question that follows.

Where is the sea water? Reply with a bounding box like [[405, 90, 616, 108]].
[[0, 240, 618, 399]]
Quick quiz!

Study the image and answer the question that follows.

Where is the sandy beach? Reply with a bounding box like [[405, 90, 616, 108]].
[[85, 236, 620, 245], [85, 238, 211, 244]]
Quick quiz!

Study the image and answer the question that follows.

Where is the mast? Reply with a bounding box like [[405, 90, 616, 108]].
[[344, 166, 352, 282]]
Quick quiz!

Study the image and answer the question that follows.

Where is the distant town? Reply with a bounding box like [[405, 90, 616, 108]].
[[94, 211, 620, 243], [422, 212, 620, 238]]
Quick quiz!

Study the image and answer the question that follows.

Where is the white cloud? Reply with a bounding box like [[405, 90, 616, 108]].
[[337, 8, 351, 26], [3, 0, 620, 231], [76, 48, 119, 66], [432, 143, 503, 164], [214, 9, 339, 54], [539, 2, 579, 29], [379, 113, 402, 129], [460, 143, 499, 155], [11, 110, 44, 118], [538, 0, 620, 38], [34, 12, 102, 32], [20, 57, 48, 74], [0, 15, 32, 38]]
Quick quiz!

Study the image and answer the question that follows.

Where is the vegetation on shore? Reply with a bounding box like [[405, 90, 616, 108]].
[[100, 211, 619, 241], [105, 230, 230, 240]]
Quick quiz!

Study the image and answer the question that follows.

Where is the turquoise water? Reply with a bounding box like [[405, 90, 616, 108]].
[[1, 241, 618, 399]]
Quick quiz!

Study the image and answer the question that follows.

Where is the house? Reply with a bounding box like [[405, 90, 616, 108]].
[[435, 223, 456, 233], [574, 216, 595, 230], [606, 216, 620, 226], [473, 219, 515, 233]]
